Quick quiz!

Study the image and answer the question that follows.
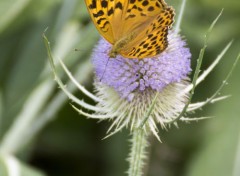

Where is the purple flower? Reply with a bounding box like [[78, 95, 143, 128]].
[[92, 31, 191, 101]]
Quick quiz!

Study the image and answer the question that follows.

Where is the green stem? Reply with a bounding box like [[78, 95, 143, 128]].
[[128, 129, 148, 176]]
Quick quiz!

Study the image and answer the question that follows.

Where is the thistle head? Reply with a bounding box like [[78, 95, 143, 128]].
[[91, 31, 192, 138]]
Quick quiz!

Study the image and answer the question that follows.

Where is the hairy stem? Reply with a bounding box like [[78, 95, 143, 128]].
[[128, 129, 148, 176]]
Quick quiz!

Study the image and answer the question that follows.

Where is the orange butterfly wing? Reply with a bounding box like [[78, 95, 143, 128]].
[[85, 0, 174, 59], [120, 6, 175, 58], [84, 0, 115, 43]]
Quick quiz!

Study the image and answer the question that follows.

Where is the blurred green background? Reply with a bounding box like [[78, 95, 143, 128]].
[[0, 0, 239, 176]]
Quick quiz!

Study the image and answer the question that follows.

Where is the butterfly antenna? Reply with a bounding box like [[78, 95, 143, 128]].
[[74, 48, 90, 52], [100, 57, 110, 82], [75, 48, 110, 56], [75, 48, 111, 82]]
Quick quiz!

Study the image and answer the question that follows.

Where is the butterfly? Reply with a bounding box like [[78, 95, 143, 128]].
[[85, 0, 174, 59]]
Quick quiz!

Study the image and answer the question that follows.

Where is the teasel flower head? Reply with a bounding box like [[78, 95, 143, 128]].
[[91, 31, 191, 139]]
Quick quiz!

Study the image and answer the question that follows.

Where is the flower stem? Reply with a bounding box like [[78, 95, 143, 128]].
[[128, 129, 148, 176]]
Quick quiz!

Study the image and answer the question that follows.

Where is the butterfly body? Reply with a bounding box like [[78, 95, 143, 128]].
[[109, 32, 137, 58], [85, 0, 175, 59]]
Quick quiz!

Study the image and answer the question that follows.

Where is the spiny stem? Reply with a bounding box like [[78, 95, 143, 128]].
[[138, 92, 159, 129], [128, 129, 148, 176]]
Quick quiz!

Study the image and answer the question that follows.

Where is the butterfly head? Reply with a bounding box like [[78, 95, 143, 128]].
[[108, 49, 118, 58], [108, 34, 135, 59]]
